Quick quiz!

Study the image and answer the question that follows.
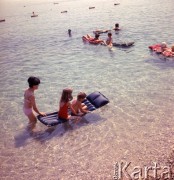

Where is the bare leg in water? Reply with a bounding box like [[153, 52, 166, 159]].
[[27, 113, 37, 131]]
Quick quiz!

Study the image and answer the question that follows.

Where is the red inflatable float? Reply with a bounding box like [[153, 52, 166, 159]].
[[149, 43, 174, 57], [149, 44, 163, 53], [162, 50, 174, 57], [82, 34, 104, 45]]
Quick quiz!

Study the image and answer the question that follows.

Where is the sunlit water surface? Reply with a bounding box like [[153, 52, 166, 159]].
[[1, 0, 174, 179]]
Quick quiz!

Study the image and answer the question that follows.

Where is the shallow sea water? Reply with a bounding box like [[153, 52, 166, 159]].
[[1, 0, 174, 179]]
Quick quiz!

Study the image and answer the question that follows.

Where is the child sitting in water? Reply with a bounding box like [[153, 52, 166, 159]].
[[58, 88, 78, 121], [71, 92, 89, 117]]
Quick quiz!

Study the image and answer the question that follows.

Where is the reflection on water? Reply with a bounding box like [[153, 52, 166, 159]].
[[1, 0, 174, 179]]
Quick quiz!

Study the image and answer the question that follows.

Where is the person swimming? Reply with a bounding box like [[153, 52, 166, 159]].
[[113, 23, 120, 31], [31, 12, 38, 17], [68, 29, 72, 36], [84, 34, 104, 43]]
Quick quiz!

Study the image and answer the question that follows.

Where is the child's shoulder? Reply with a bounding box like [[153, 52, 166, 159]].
[[72, 99, 80, 105], [24, 89, 34, 96]]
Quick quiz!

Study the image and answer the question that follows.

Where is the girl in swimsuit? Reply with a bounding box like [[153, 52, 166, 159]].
[[23, 76, 46, 129], [58, 88, 77, 121]]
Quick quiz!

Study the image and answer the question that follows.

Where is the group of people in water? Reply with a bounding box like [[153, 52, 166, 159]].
[[23, 26, 174, 131], [83, 33, 113, 47], [149, 42, 174, 57], [68, 23, 120, 47], [23, 76, 89, 130], [68, 22, 174, 57], [23, 24, 121, 130], [160, 42, 174, 56], [81, 23, 120, 48]]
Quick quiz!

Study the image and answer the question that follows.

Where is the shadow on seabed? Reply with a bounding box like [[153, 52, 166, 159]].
[[14, 112, 107, 147]]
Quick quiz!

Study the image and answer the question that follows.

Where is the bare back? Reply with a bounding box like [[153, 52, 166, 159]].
[[24, 89, 34, 108], [72, 100, 81, 113]]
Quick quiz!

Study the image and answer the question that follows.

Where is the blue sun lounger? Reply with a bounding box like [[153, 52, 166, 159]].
[[37, 91, 109, 127]]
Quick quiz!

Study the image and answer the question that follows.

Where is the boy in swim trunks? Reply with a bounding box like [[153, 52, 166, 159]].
[[105, 32, 113, 47], [23, 76, 46, 130], [101, 32, 113, 47], [71, 92, 90, 119]]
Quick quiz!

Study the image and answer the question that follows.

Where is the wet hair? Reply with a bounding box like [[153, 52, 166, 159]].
[[77, 92, 87, 100], [115, 23, 119, 27], [68, 29, 71, 33], [28, 76, 40, 88], [60, 88, 73, 103], [95, 33, 100, 39], [108, 32, 112, 36]]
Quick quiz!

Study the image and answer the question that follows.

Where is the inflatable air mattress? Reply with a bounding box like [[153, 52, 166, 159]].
[[148, 44, 162, 53], [31, 15, 38, 18], [113, 42, 134, 47], [162, 50, 174, 57], [82, 35, 103, 45], [0, 19, 5, 22], [37, 91, 109, 127], [149, 44, 174, 57]]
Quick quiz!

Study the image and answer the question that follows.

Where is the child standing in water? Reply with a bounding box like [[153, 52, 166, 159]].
[[105, 32, 113, 47], [72, 92, 89, 116], [68, 29, 71, 37], [23, 76, 46, 130], [58, 88, 77, 121]]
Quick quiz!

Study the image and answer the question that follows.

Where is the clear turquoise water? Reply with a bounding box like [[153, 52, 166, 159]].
[[1, 0, 174, 179]]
